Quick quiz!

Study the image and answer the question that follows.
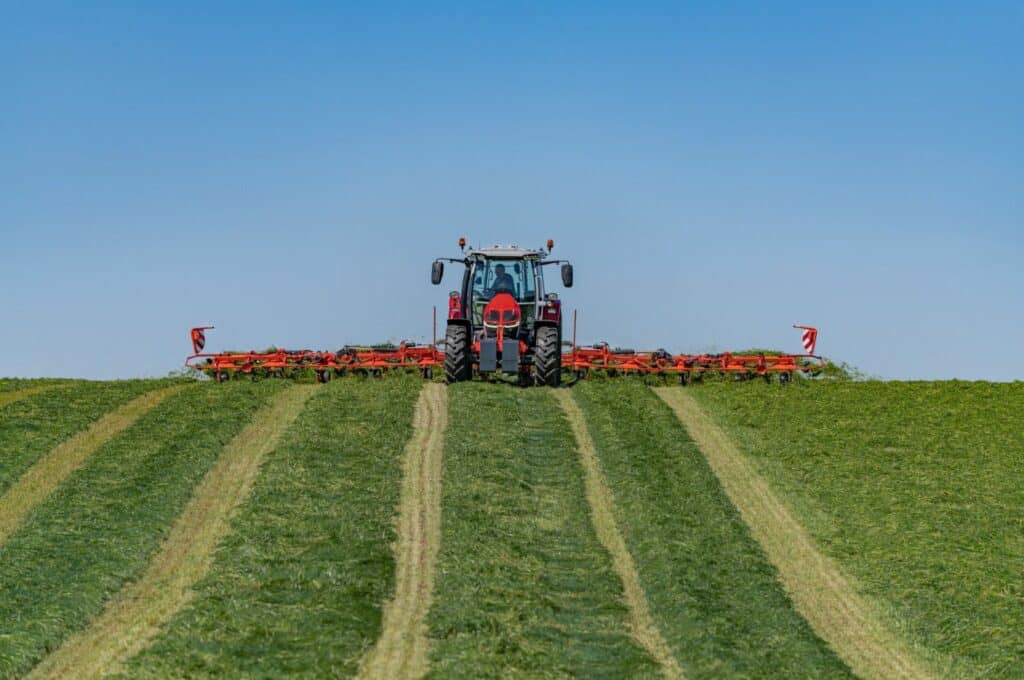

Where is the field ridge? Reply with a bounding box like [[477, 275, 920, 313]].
[[0, 384, 188, 547], [655, 387, 932, 680], [358, 383, 447, 680], [27, 384, 317, 680]]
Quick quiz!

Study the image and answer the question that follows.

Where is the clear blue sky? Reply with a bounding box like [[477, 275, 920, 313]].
[[2, 2, 1021, 380]]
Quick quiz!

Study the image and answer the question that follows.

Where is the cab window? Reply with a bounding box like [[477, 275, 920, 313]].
[[472, 259, 536, 302]]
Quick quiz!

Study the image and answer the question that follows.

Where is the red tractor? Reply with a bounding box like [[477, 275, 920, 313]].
[[432, 238, 573, 386]]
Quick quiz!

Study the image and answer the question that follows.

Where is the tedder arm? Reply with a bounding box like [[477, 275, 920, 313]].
[[561, 314, 825, 384], [186, 317, 824, 385]]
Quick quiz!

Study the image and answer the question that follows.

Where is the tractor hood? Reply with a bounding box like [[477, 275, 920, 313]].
[[482, 293, 522, 329]]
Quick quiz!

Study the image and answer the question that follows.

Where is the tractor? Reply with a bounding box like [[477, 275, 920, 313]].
[[431, 238, 573, 386]]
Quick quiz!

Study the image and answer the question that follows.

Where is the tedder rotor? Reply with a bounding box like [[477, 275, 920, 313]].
[[185, 237, 826, 384]]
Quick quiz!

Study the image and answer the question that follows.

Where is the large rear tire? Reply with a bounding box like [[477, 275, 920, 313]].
[[534, 325, 561, 386], [444, 324, 472, 383]]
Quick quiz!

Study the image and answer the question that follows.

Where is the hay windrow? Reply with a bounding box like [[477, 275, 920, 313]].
[[358, 383, 447, 680], [654, 387, 932, 680], [0, 385, 60, 409], [0, 384, 189, 547], [554, 389, 684, 680], [27, 384, 317, 680]]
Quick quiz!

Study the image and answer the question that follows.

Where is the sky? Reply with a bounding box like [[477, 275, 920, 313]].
[[2, 2, 1021, 381]]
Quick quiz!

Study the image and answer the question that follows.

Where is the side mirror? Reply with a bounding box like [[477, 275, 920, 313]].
[[431, 261, 444, 285], [561, 263, 574, 288]]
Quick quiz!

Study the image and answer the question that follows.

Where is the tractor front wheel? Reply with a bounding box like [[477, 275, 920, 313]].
[[444, 324, 472, 383], [534, 326, 561, 387]]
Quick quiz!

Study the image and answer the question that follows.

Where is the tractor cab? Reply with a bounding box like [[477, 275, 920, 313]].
[[466, 251, 542, 327], [432, 239, 573, 385]]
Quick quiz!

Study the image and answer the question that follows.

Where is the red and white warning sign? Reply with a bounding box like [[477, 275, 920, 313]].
[[793, 325, 818, 354]]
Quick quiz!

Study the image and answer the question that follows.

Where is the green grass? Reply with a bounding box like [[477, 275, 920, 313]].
[[425, 383, 660, 678], [572, 381, 852, 678], [0, 378, 67, 393], [0, 379, 174, 496], [0, 381, 287, 678], [116, 378, 422, 678], [690, 380, 1024, 677]]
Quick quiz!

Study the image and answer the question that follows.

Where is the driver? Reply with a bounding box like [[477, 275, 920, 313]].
[[492, 263, 515, 293]]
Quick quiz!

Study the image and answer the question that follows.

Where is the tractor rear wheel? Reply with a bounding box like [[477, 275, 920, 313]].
[[534, 326, 561, 386], [444, 324, 472, 383]]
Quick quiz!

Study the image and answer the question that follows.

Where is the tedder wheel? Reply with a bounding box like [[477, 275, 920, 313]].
[[534, 325, 561, 387], [444, 324, 472, 383]]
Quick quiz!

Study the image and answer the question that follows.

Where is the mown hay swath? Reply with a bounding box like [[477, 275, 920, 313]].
[[358, 383, 447, 680], [554, 389, 683, 679], [655, 387, 932, 680], [0, 385, 59, 409], [0, 385, 188, 547], [28, 384, 317, 680]]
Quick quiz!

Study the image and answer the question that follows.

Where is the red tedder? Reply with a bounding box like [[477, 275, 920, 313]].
[[185, 317, 443, 383], [563, 314, 825, 384]]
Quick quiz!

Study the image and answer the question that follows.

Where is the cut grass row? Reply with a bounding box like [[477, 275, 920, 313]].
[[33, 385, 319, 679], [690, 381, 1024, 677], [0, 379, 67, 394], [426, 383, 660, 678], [0, 381, 288, 678], [116, 378, 422, 679], [0, 380, 173, 496], [5, 376, 1015, 678], [572, 381, 851, 678], [0, 385, 188, 548]]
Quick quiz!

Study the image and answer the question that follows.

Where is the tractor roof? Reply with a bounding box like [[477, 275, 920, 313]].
[[468, 245, 547, 259]]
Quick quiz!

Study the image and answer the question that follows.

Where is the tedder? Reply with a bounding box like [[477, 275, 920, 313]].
[[186, 237, 825, 384]]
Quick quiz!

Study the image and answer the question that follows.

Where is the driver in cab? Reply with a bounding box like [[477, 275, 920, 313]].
[[492, 264, 515, 293]]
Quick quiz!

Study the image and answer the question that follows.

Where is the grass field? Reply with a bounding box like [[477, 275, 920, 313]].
[[116, 378, 421, 678], [0, 376, 1020, 678], [426, 384, 661, 678], [572, 381, 851, 677], [0, 380, 170, 497], [691, 380, 1024, 678], [0, 379, 67, 393], [0, 381, 286, 678]]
